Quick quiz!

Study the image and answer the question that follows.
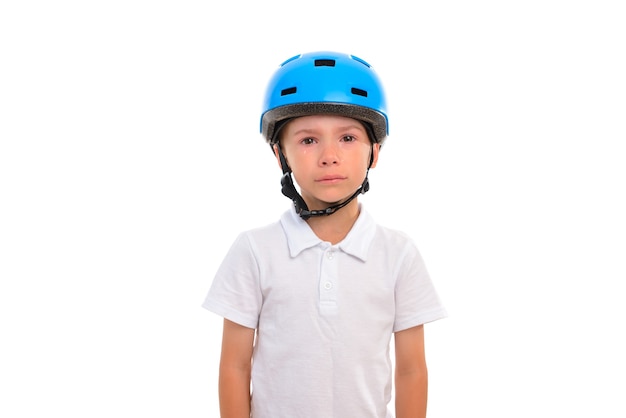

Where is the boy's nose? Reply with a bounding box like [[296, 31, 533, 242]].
[[320, 142, 340, 166]]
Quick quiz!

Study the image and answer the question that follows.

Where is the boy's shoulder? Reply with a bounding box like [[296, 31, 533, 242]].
[[373, 221, 417, 248], [225, 217, 287, 260], [350, 208, 422, 256], [362, 209, 426, 254]]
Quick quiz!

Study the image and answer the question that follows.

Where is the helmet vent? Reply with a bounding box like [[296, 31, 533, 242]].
[[281, 87, 297, 96], [314, 59, 336, 67], [351, 87, 368, 97]]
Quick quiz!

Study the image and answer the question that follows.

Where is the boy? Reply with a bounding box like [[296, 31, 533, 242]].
[[203, 51, 446, 418]]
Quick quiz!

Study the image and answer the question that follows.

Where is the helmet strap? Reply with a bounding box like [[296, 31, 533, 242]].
[[276, 144, 373, 220]]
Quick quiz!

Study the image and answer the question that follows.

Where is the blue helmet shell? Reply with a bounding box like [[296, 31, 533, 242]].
[[260, 51, 389, 145]]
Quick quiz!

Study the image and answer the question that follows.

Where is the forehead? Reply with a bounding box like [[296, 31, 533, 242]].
[[283, 114, 366, 135]]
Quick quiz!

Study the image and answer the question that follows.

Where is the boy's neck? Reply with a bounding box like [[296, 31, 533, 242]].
[[305, 200, 361, 245]]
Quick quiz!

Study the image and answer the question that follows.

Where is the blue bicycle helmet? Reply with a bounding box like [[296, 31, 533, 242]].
[[260, 51, 389, 145]]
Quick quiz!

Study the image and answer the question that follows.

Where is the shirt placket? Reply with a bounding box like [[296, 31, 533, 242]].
[[319, 244, 338, 315]]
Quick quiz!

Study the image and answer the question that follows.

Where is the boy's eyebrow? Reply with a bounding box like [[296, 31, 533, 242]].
[[290, 124, 366, 137]]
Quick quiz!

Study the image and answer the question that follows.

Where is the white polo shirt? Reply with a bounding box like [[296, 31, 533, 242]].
[[203, 205, 446, 418]]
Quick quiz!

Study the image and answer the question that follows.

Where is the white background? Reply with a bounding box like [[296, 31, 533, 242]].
[[1, 1, 625, 416]]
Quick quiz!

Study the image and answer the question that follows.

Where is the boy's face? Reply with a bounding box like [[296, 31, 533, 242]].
[[274, 114, 379, 211]]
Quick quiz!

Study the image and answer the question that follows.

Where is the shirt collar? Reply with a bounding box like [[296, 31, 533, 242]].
[[280, 204, 376, 262]]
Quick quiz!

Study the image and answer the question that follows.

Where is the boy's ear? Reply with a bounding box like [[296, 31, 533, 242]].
[[369, 143, 381, 169], [273, 144, 283, 170]]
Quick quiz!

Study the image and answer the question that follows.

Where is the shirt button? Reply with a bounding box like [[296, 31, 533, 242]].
[[327, 251, 334, 260], [324, 281, 333, 290]]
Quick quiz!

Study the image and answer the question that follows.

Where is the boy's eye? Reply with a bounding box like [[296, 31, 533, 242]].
[[342, 135, 356, 142], [301, 137, 316, 145]]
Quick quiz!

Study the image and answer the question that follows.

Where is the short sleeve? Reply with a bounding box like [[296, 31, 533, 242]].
[[393, 241, 447, 332], [202, 232, 263, 329]]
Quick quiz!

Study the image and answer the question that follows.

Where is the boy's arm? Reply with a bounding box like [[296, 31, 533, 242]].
[[218, 319, 255, 418], [394, 324, 428, 418]]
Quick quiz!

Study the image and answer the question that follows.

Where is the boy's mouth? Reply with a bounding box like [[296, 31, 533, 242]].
[[316, 175, 346, 184]]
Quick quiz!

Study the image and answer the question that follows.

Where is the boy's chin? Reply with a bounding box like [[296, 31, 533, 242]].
[[306, 195, 354, 210]]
